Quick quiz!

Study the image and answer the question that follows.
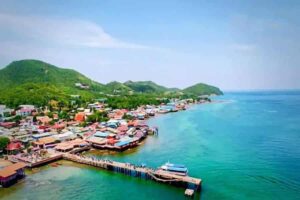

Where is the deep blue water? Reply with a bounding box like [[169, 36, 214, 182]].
[[1, 91, 300, 199]]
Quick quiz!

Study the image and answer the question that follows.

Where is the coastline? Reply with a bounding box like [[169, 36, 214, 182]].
[[86, 100, 221, 156], [0, 99, 219, 196]]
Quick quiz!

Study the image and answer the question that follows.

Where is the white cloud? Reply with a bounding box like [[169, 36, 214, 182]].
[[0, 13, 148, 49]]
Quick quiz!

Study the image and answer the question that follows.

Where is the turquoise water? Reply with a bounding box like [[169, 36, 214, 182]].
[[1, 91, 300, 200]]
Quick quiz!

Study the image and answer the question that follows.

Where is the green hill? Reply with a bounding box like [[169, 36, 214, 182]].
[[0, 59, 223, 107], [183, 83, 223, 96], [0, 59, 105, 91], [105, 81, 133, 94], [124, 81, 172, 93], [0, 60, 105, 107]]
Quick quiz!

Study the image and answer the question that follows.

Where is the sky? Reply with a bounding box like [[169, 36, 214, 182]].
[[0, 0, 300, 90]]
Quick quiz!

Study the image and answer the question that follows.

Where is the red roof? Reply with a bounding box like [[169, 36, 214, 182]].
[[107, 138, 117, 145], [6, 142, 22, 151], [0, 122, 17, 128], [52, 123, 65, 129], [75, 112, 85, 122]]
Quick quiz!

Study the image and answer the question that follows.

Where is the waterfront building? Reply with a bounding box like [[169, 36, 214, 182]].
[[0, 162, 27, 187]]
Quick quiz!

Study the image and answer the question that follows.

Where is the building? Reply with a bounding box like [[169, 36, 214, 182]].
[[0, 105, 13, 119], [6, 141, 23, 154], [16, 108, 33, 117], [55, 139, 89, 152], [0, 162, 27, 187], [0, 122, 17, 129], [34, 137, 56, 148], [53, 131, 76, 142], [36, 116, 52, 125], [75, 83, 89, 89], [19, 105, 35, 110], [75, 112, 85, 122]]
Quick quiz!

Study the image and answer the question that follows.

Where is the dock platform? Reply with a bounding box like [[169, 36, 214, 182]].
[[63, 154, 202, 194]]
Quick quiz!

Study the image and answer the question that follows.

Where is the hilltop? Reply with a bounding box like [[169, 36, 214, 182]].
[[183, 83, 223, 96], [105, 81, 133, 94], [0, 60, 106, 106], [124, 81, 176, 93]]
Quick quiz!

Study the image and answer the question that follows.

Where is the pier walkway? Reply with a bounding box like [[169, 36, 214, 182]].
[[63, 154, 201, 194]]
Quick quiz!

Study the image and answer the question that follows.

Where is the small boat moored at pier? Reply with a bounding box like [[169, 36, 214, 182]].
[[160, 162, 188, 176]]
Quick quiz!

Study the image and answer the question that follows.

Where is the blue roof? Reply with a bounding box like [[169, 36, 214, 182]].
[[115, 140, 131, 147], [32, 132, 51, 139], [94, 131, 109, 138], [167, 102, 176, 106]]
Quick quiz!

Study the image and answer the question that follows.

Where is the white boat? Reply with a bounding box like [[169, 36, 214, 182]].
[[160, 162, 188, 176]]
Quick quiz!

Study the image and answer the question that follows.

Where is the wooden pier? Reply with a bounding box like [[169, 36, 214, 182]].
[[63, 154, 201, 195]]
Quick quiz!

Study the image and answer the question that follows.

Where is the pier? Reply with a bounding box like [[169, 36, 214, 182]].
[[63, 154, 201, 195]]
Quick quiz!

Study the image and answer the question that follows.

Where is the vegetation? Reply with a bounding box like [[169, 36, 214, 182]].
[[0, 59, 223, 109], [183, 83, 223, 96], [124, 81, 174, 93], [105, 81, 132, 94], [0, 60, 105, 107], [5, 115, 22, 123], [86, 111, 109, 123], [106, 94, 166, 109], [0, 136, 10, 150]]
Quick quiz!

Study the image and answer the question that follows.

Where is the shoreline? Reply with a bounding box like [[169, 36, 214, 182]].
[[0, 99, 219, 192], [85, 100, 225, 157]]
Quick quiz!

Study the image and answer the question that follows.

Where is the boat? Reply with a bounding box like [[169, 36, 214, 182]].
[[160, 162, 188, 176]]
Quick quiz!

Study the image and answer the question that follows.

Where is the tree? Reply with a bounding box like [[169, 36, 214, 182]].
[[86, 111, 108, 123], [33, 115, 37, 123], [47, 112, 54, 118], [123, 114, 134, 120], [0, 137, 10, 150]]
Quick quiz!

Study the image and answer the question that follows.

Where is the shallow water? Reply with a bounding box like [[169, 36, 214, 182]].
[[1, 91, 300, 200]]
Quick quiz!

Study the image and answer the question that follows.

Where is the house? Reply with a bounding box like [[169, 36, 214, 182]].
[[16, 108, 33, 117], [32, 132, 52, 140], [51, 123, 65, 130], [0, 122, 17, 129], [6, 141, 23, 154], [0, 105, 13, 119], [55, 139, 89, 152], [0, 162, 27, 187], [19, 105, 35, 110], [36, 116, 52, 125], [93, 131, 110, 138], [75, 112, 85, 122], [75, 83, 89, 89], [88, 103, 105, 110], [33, 137, 56, 148], [53, 131, 76, 142]]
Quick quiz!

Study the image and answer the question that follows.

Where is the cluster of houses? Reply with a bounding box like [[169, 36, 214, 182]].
[[0, 98, 200, 187], [0, 105, 35, 120], [0, 98, 196, 153]]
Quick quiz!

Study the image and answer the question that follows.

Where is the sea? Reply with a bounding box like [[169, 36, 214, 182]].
[[1, 91, 300, 200]]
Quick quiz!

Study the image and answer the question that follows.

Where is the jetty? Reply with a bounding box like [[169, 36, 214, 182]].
[[63, 154, 201, 195]]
